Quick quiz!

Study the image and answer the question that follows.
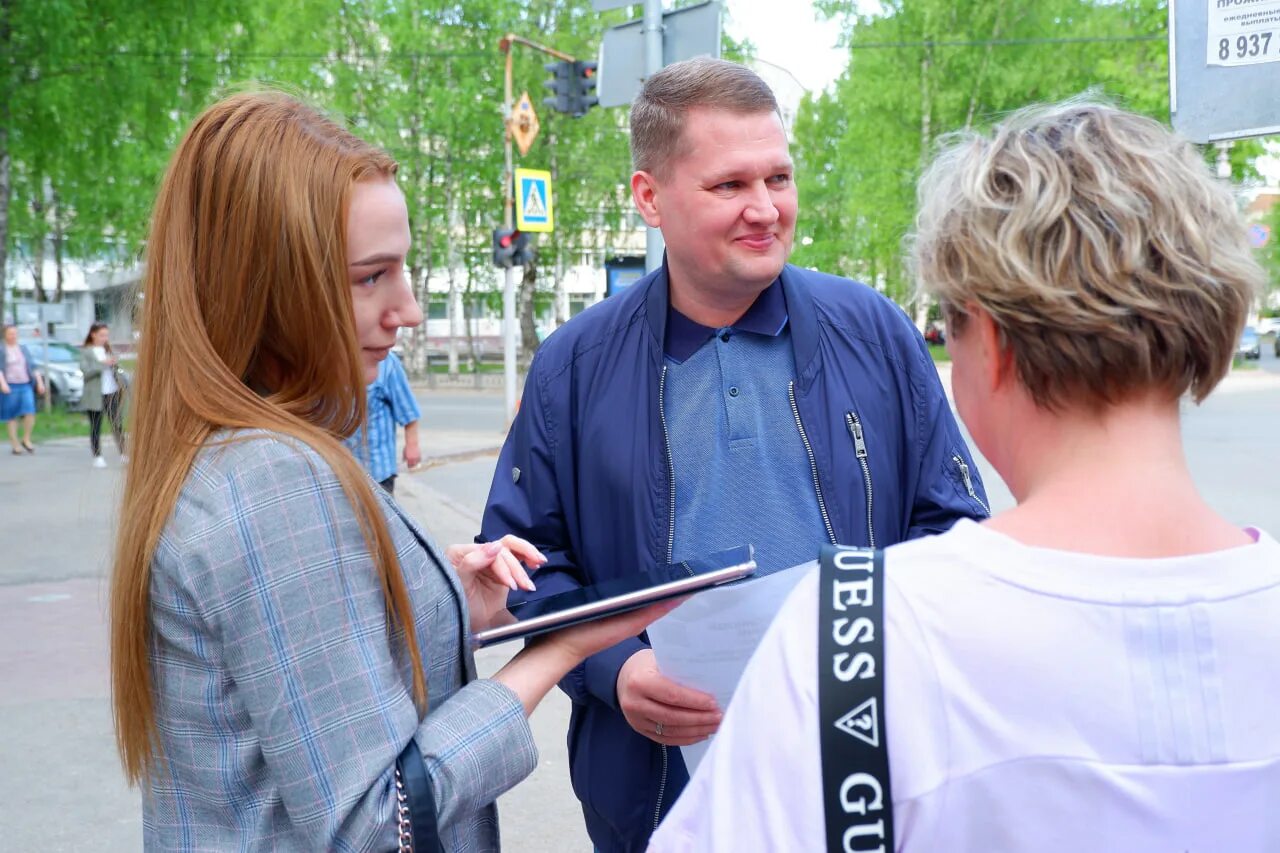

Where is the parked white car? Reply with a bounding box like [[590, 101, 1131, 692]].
[[19, 338, 84, 407]]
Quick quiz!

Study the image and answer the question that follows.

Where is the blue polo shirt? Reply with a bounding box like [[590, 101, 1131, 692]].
[[345, 352, 421, 483], [662, 280, 829, 576]]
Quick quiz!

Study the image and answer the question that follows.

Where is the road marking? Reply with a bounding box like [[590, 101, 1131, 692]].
[[26, 593, 72, 603]]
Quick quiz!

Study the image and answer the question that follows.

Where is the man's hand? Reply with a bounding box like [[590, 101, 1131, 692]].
[[403, 421, 422, 470], [0, 381, 9, 395], [403, 440, 422, 470], [617, 649, 722, 747]]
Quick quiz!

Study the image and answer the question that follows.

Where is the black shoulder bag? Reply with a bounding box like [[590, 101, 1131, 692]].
[[818, 545, 894, 853], [395, 741, 445, 852]]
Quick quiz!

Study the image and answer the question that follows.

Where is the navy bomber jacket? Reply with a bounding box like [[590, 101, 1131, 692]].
[[480, 261, 990, 852]]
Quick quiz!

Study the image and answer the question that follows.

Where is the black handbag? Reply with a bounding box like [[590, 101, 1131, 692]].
[[818, 545, 894, 853], [395, 740, 445, 853]]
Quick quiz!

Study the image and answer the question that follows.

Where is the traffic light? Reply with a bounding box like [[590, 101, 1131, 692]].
[[570, 60, 598, 117], [492, 228, 534, 269], [543, 59, 599, 118], [543, 60, 574, 115]]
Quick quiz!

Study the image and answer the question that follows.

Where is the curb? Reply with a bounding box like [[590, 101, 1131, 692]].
[[413, 445, 502, 471]]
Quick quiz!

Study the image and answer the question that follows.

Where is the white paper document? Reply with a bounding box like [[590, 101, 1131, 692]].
[[647, 560, 815, 774]]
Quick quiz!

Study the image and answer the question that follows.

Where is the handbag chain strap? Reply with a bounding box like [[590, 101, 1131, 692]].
[[395, 767, 413, 852]]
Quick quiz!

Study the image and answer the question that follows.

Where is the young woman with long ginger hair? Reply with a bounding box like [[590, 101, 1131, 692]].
[[111, 91, 672, 851]]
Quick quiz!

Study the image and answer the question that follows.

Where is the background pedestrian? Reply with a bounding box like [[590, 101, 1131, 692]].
[[345, 348, 421, 494], [80, 322, 128, 467], [1, 323, 45, 455]]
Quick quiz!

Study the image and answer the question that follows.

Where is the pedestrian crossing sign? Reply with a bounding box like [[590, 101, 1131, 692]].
[[515, 168, 554, 233]]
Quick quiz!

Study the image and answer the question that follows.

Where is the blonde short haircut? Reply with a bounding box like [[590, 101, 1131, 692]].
[[910, 99, 1263, 409], [630, 57, 779, 178]]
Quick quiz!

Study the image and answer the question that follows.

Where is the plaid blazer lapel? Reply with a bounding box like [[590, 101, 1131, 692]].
[[380, 490, 478, 681]]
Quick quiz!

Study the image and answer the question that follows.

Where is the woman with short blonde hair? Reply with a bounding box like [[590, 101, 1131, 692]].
[[651, 101, 1280, 853], [913, 99, 1257, 412]]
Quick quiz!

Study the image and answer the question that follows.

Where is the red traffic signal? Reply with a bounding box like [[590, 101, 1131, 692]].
[[543, 59, 599, 118], [493, 228, 534, 269]]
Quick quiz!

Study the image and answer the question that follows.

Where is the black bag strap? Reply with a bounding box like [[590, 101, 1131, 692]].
[[396, 739, 445, 853], [818, 545, 894, 853]]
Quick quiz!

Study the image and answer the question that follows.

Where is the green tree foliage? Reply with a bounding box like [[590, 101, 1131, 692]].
[[230, 0, 647, 372], [23, 0, 1266, 348], [1259, 199, 1280, 302], [3, 0, 679, 373], [794, 0, 1273, 314], [2, 0, 253, 320]]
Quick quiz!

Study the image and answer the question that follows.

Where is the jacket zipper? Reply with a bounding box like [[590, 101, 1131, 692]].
[[654, 364, 676, 830], [952, 453, 991, 516], [652, 744, 670, 831], [845, 412, 876, 549], [789, 381, 838, 545]]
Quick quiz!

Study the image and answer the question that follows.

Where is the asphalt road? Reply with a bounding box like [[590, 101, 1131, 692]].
[[419, 367, 1280, 531], [412, 388, 508, 434]]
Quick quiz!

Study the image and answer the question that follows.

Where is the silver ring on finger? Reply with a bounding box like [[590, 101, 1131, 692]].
[[655, 722, 665, 737]]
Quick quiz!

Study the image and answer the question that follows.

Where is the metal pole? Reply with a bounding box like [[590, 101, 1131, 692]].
[[643, 0, 666, 273], [502, 49, 518, 426], [496, 34, 577, 427]]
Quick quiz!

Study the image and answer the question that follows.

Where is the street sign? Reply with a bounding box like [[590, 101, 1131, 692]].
[[510, 91, 541, 156], [1169, 0, 1280, 142], [591, 0, 634, 10], [515, 168, 554, 232], [597, 1, 723, 108]]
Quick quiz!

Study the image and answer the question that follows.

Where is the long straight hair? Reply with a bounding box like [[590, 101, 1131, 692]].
[[111, 91, 426, 784]]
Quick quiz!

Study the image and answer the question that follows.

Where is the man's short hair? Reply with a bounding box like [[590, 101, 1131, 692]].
[[630, 57, 780, 177], [910, 99, 1263, 409]]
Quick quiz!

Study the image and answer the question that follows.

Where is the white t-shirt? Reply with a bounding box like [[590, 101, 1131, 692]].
[[651, 520, 1280, 852], [95, 346, 119, 395]]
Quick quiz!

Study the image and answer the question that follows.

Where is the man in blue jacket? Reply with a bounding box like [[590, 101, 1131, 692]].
[[480, 57, 989, 852]]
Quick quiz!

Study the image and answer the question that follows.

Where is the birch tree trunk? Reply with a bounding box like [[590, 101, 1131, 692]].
[[0, 0, 11, 323], [52, 189, 65, 303]]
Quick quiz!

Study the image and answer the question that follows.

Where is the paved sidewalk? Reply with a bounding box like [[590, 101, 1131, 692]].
[[0, 439, 142, 851]]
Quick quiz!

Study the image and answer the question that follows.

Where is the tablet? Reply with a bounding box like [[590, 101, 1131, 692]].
[[472, 545, 757, 648]]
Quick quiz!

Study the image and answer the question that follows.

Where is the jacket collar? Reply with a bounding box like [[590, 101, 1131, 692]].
[[641, 259, 820, 381], [779, 265, 821, 386], [664, 279, 788, 364], [379, 489, 478, 678], [642, 259, 671, 356]]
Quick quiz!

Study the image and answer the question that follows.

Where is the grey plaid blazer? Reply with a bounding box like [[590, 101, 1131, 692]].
[[143, 432, 537, 851]]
